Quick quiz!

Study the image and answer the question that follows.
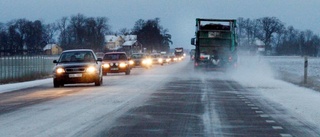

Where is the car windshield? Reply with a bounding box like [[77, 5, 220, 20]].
[[103, 54, 127, 60], [131, 54, 144, 59], [58, 51, 95, 63], [151, 54, 160, 58]]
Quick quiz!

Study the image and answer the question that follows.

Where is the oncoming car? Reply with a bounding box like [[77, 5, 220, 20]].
[[102, 52, 131, 75], [52, 49, 103, 87], [150, 53, 164, 65], [131, 53, 152, 69]]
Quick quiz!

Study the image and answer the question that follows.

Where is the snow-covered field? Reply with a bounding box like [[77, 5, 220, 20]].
[[231, 55, 320, 131]]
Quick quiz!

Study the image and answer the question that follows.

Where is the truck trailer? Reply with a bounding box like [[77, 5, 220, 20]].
[[191, 18, 238, 71]]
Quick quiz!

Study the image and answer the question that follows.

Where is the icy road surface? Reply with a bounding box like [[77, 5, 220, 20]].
[[1, 56, 320, 136]]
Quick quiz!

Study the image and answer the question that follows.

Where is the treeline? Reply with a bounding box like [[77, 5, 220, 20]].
[[131, 18, 172, 52], [238, 17, 320, 56], [0, 14, 172, 55], [0, 19, 52, 55]]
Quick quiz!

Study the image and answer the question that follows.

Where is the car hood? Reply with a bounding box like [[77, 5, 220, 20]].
[[103, 60, 128, 63], [55, 62, 98, 68]]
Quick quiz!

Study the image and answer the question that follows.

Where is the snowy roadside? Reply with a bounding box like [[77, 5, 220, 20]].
[[0, 78, 52, 94], [231, 55, 320, 129]]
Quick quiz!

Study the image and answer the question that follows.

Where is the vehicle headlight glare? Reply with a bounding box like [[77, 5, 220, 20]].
[[129, 60, 134, 65], [86, 66, 96, 73], [119, 63, 127, 68], [103, 64, 110, 68], [142, 59, 152, 65], [56, 68, 65, 74]]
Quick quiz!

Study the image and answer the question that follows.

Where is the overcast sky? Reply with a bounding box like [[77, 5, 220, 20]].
[[1, 0, 319, 49]]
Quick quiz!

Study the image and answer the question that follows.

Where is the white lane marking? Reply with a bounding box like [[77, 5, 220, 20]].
[[244, 101, 251, 104], [241, 99, 248, 101], [260, 114, 269, 118], [272, 126, 283, 129], [255, 111, 264, 114], [251, 107, 259, 110], [266, 120, 276, 123], [280, 134, 292, 137], [239, 97, 245, 99], [247, 104, 255, 106]]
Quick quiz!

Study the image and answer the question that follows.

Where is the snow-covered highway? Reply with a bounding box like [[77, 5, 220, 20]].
[[1, 56, 320, 136]]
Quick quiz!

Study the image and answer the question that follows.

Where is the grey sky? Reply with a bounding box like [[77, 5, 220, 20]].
[[1, 0, 319, 49]]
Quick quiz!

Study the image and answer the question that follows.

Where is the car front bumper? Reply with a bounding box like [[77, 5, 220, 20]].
[[54, 72, 100, 84]]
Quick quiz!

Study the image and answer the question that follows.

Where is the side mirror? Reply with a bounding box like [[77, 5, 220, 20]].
[[97, 58, 103, 62], [53, 60, 58, 63], [191, 38, 195, 45]]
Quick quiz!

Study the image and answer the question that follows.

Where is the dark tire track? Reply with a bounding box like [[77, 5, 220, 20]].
[[102, 79, 205, 137]]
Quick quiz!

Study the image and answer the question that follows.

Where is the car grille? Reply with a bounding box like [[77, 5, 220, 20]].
[[65, 68, 86, 73], [111, 63, 118, 67]]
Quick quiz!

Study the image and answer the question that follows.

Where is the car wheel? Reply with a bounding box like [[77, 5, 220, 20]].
[[95, 75, 102, 86], [53, 78, 60, 88], [125, 69, 130, 75]]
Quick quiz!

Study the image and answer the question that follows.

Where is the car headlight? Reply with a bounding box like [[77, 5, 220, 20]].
[[103, 64, 110, 68], [129, 60, 134, 65], [142, 59, 152, 65], [56, 68, 65, 74], [86, 66, 97, 73], [158, 58, 163, 63], [119, 63, 127, 68]]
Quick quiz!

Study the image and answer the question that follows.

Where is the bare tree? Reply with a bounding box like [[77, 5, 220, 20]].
[[57, 17, 69, 49], [119, 28, 131, 35], [257, 17, 284, 54]]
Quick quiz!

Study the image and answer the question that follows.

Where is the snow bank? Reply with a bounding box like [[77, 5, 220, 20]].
[[0, 79, 52, 94]]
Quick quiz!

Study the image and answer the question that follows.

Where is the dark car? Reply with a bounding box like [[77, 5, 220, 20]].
[[52, 49, 103, 87], [131, 53, 152, 69], [102, 52, 131, 75]]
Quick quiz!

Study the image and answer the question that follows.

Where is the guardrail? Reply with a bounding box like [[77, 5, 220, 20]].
[[0, 55, 59, 84]]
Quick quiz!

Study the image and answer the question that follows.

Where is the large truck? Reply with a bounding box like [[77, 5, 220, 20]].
[[191, 18, 238, 71], [174, 47, 184, 57]]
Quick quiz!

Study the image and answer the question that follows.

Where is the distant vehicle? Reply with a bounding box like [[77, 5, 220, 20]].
[[161, 55, 172, 64], [169, 55, 178, 62], [191, 18, 238, 71], [174, 47, 184, 58], [52, 49, 103, 87], [95, 52, 105, 58], [150, 53, 164, 65], [102, 52, 131, 75], [131, 53, 152, 69]]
